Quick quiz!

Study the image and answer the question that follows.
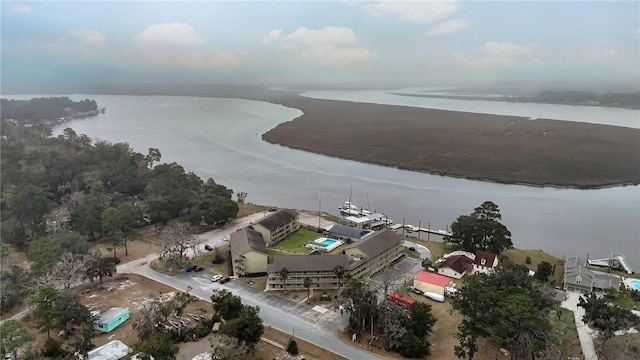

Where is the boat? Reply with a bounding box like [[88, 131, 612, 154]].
[[338, 201, 371, 216]]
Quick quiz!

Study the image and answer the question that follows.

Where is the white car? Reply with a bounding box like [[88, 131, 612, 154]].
[[210, 274, 223, 282]]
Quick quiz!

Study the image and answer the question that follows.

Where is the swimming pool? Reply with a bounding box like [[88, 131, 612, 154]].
[[319, 238, 338, 247], [625, 278, 640, 291], [305, 237, 344, 252]]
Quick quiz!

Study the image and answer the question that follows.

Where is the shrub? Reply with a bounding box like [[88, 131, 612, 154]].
[[287, 339, 299, 355], [525, 256, 532, 264]]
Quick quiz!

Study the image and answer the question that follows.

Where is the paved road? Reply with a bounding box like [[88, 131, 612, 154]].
[[118, 216, 382, 360], [560, 292, 598, 360]]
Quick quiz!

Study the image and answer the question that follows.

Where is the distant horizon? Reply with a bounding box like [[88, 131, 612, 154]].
[[2, 1, 638, 94]]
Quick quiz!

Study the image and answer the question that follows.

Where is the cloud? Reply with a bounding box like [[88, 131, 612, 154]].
[[425, 18, 468, 37], [283, 27, 376, 67], [445, 41, 540, 71], [134, 22, 203, 48], [479, 41, 534, 57], [362, 0, 459, 22], [262, 29, 283, 44], [49, 29, 105, 52], [211, 53, 239, 66], [587, 49, 619, 63], [11, 4, 32, 14]]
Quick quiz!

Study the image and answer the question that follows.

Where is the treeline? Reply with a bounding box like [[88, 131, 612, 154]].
[[514, 90, 640, 108], [1, 97, 98, 121], [0, 122, 239, 312]]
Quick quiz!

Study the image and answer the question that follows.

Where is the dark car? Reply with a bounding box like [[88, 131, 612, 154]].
[[204, 244, 213, 251], [194, 266, 204, 272], [269, 207, 278, 212], [219, 276, 231, 284]]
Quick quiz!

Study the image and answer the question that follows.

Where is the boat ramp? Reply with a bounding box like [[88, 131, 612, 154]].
[[390, 223, 452, 237]]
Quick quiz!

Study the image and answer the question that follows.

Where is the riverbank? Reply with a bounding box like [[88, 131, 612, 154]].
[[256, 91, 640, 189]]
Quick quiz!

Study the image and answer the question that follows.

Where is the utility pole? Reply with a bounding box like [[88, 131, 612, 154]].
[[428, 222, 430, 241], [318, 198, 322, 229], [418, 220, 421, 240]]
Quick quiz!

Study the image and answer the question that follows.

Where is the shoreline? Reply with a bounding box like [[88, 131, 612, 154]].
[[263, 139, 640, 190]]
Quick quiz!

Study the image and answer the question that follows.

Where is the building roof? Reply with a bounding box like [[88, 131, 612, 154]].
[[593, 271, 620, 290], [230, 228, 267, 261], [325, 224, 374, 240], [474, 251, 497, 267], [564, 257, 620, 290], [267, 255, 349, 273], [87, 340, 131, 360], [256, 209, 299, 231], [342, 228, 403, 260], [414, 271, 452, 288], [96, 307, 128, 324], [440, 254, 473, 274]]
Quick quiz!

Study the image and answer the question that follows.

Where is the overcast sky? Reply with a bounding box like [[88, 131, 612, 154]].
[[2, 1, 639, 92]]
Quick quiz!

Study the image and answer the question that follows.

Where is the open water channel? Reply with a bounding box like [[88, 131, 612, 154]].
[[8, 91, 638, 269]]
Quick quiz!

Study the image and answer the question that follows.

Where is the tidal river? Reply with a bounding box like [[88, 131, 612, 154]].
[[33, 93, 640, 270]]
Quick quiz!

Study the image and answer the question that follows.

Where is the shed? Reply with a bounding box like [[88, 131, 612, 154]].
[[87, 340, 131, 360], [92, 307, 130, 333], [413, 271, 453, 297]]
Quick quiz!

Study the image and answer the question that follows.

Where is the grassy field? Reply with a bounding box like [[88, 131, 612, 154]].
[[501, 248, 565, 284], [273, 228, 320, 253], [549, 307, 582, 357]]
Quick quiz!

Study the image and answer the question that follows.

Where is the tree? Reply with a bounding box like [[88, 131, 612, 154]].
[[303, 276, 313, 300], [28, 284, 60, 337], [279, 267, 289, 294], [132, 332, 179, 360], [211, 335, 251, 360], [133, 306, 155, 343], [451, 264, 556, 359], [339, 277, 378, 334], [579, 292, 640, 344], [172, 287, 196, 336], [0, 319, 35, 359], [54, 290, 92, 332], [3, 183, 53, 244], [101, 202, 140, 256], [27, 232, 88, 276], [211, 289, 243, 320], [67, 328, 95, 359], [333, 265, 345, 289], [421, 257, 433, 270], [286, 338, 299, 355], [83, 250, 117, 283], [0, 265, 32, 314], [444, 201, 513, 254], [145, 147, 162, 168], [219, 305, 264, 351], [534, 261, 553, 282]]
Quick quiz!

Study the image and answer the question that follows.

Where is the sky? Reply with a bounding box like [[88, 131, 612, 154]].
[[1, 1, 639, 92]]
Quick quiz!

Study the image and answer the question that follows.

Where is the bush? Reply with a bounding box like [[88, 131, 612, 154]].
[[525, 256, 532, 264], [287, 339, 299, 355], [41, 338, 67, 358]]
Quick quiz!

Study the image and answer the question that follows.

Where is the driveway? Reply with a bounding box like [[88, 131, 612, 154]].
[[560, 291, 598, 360]]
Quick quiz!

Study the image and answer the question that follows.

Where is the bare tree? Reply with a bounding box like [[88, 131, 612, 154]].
[[50, 252, 84, 290], [157, 224, 197, 270], [211, 335, 251, 360]]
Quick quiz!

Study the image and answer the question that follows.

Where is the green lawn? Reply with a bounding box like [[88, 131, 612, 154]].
[[274, 228, 319, 253], [549, 308, 582, 357], [501, 248, 565, 285]]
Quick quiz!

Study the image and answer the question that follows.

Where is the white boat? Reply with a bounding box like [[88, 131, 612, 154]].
[[423, 292, 445, 302], [338, 201, 371, 216]]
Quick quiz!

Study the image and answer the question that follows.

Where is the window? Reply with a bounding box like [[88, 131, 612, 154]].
[[576, 274, 582, 284]]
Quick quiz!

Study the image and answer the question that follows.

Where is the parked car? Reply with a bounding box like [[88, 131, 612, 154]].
[[210, 274, 223, 282], [269, 207, 278, 212], [407, 286, 422, 294], [186, 267, 194, 272], [219, 276, 231, 284], [194, 266, 204, 272], [204, 244, 213, 251]]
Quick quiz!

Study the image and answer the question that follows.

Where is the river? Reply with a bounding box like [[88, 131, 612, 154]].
[[7, 92, 639, 270]]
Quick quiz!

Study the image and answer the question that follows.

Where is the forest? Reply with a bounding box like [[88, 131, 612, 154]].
[[0, 114, 239, 314], [1, 97, 100, 121]]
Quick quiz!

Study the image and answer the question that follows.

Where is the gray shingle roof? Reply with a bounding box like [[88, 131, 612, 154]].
[[256, 209, 299, 231], [230, 228, 267, 261], [325, 224, 374, 240], [342, 228, 403, 259], [267, 254, 349, 273]]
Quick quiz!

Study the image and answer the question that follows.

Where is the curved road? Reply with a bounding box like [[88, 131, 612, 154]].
[[118, 214, 382, 360]]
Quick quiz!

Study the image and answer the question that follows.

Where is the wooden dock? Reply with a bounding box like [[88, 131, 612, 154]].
[[394, 224, 452, 237]]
